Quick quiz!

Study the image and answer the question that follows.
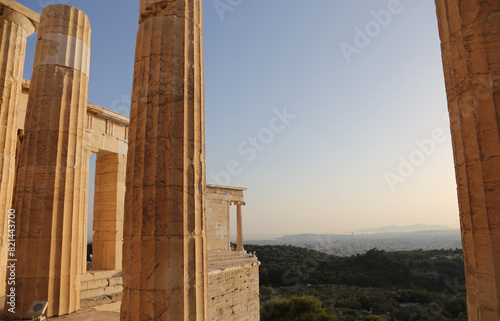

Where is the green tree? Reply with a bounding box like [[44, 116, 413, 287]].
[[261, 296, 335, 321], [260, 286, 275, 301]]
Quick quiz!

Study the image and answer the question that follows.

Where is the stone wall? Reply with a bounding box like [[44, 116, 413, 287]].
[[206, 185, 245, 253], [208, 263, 260, 321], [205, 185, 260, 321], [80, 270, 123, 307]]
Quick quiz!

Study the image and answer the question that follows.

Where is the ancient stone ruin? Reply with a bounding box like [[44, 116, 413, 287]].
[[0, 1, 259, 320], [0, 0, 498, 320]]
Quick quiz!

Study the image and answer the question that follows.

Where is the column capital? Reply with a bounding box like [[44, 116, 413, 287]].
[[231, 201, 246, 206], [0, 6, 36, 35]]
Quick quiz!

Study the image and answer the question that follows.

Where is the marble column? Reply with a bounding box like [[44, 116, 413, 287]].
[[435, 0, 500, 320], [0, 5, 35, 315], [93, 152, 126, 271], [233, 201, 245, 251], [120, 0, 208, 320], [7, 4, 91, 318]]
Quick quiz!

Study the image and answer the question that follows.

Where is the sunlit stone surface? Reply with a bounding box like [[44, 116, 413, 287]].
[[120, 0, 208, 320], [8, 4, 91, 318], [0, 1, 36, 314], [436, 0, 500, 320]]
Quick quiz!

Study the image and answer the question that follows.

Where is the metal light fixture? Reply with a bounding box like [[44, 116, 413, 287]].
[[29, 301, 48, 321]]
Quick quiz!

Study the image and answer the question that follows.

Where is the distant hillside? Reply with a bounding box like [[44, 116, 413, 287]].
[[247, 244, 465, 290], [247, 229, 462, 256], [354, 224, 453, 233], [251, 245, 467, 320]]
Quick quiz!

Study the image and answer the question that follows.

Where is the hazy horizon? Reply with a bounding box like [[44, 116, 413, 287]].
[[16, 0, 461, 239], [225, 224, 461, 245]]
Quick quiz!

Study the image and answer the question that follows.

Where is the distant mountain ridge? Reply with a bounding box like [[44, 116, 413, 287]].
[[353, 224, 453, 234]]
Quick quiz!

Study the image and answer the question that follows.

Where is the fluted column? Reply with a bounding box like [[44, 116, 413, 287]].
[[7, 5, 91, 319], [0, 6, 35, 315], [0, 6, 35, 316], [435, 1, 500, 320], [121, 0, 208, 320]]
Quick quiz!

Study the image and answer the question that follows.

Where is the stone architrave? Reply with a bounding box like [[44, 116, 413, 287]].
[[7, 4, 91, 318], [0, 4, 36, 314], [435, 0, 500, 320], [120, 0, 208, 320]]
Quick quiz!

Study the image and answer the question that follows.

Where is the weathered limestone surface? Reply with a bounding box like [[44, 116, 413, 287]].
[[206, 185, 245, 253], [0, 2, 35, 314], [0, 0, 40, 28], [15, 88, 260, 320], [3, 1, 258, 318], [86, 103, 129, 156], [80, 270, 123, 308], [435, 0, 500, 320], [17, 89, 129, 157], [80, 183, 260, 321], [93, 153, 126, 271], [8, 4, 91, 318], [206, 186, 260, 321], [208, 264, 260, 321], [120, 0, 208, 320]]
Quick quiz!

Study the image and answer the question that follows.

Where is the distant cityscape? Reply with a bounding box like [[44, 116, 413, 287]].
[[245, 225, 462, 256]]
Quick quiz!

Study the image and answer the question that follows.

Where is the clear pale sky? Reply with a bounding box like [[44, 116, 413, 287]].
[[17, 0, 460, 237]]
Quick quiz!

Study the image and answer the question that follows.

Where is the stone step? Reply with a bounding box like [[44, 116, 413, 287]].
[[80, 270, 124, 308], [81, 271, 123, 289], [81, 292, 123, 308], [81, 276, 123, 289], [81, 285, 124, 300], [81, 270, 122, 282]]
